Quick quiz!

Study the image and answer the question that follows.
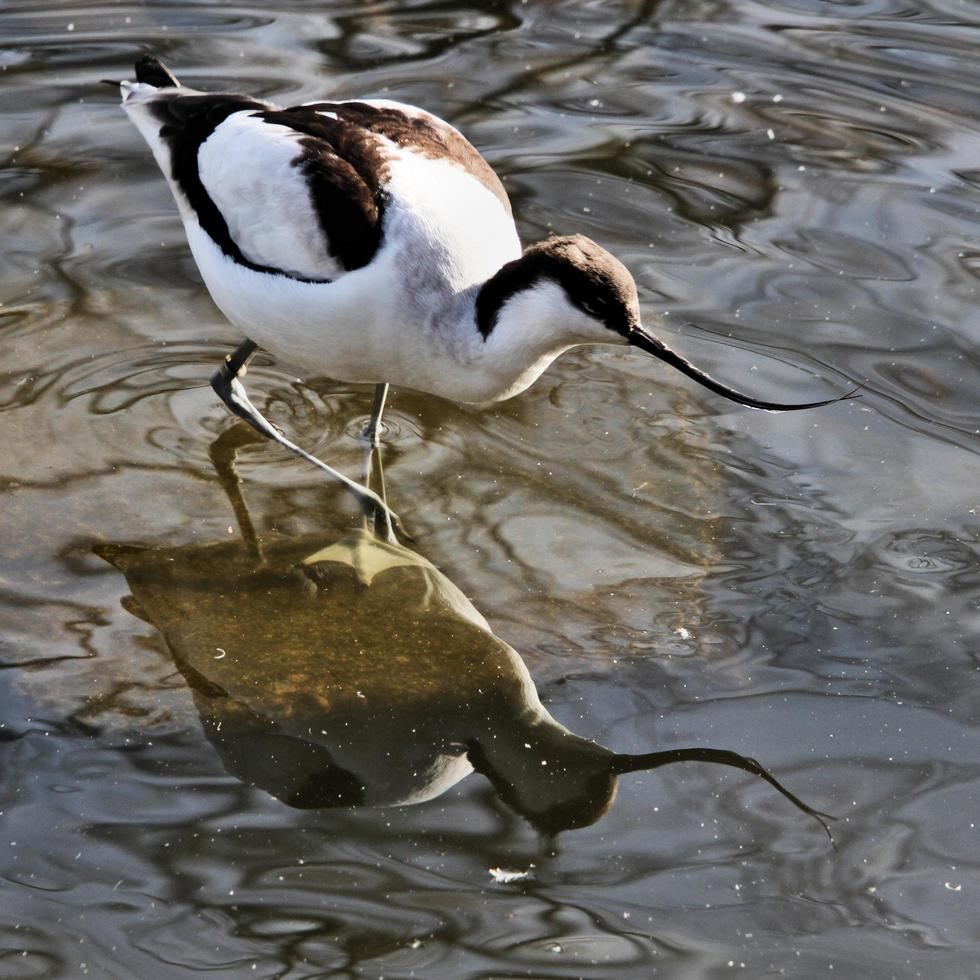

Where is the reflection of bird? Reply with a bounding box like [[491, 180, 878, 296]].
[[115, 55, 849, 515], [94, 429, 831, 840]]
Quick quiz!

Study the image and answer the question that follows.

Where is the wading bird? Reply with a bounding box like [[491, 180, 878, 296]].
[[116, 55, 849, 519]]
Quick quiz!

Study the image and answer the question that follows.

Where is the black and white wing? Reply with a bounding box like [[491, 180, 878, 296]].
[[122, 64, 511, 284]]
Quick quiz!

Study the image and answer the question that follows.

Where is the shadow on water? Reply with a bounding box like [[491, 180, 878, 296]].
[[97, 425, 831, 845]]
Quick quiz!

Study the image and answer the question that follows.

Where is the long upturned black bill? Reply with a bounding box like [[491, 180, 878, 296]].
[[630, 327, 857, 412], [612, 745, 835, 843]]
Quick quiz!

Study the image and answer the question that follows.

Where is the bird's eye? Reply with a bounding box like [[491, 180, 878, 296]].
[[581, 299, 605, 318]]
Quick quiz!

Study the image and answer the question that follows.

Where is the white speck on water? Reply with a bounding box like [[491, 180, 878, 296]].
[[767, 128, 775, 139], [675, 627, 691, 639], [214, 648, 226, 659], [546, 942, 563, 954], [945, 882, 962, 892], [773, 93, 783, 102], [489, 866, 534, 883], [731, 91, 746, 103], [67, 22, 75, 31]]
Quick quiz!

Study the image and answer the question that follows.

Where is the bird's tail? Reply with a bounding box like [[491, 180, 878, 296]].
[[134, 54, 181, 88], [112, 54, 183, 110], [112, 55, 193, 172]]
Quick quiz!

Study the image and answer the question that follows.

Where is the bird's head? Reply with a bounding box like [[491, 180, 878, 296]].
[[477, 233, 852, 411], [477, 233, 639, 340]]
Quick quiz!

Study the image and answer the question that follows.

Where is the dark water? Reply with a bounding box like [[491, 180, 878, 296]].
[[2, 1, 979, 976]]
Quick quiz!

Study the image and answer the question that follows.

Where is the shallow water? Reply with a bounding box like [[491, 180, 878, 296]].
[[2, 0, 979, 976]]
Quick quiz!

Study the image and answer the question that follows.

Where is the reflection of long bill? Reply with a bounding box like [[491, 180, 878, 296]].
[[629, 326, 857, 411], [611, 747, 834, 842]]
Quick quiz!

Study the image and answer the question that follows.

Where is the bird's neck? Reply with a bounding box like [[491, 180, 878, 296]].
[[463, 278, 592, 402]]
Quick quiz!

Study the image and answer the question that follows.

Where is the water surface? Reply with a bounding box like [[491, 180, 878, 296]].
[[1, 1, 979, 976]]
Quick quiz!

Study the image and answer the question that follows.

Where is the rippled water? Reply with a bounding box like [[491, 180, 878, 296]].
[[2, 1, 979, 976]]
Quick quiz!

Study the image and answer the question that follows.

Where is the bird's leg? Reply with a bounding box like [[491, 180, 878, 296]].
[[208, 422, 266, 566], [210, 339, 403, 534], [361, 438, 396, 544], [362, 383, 389, 448], [223, 337, 258, 380]]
